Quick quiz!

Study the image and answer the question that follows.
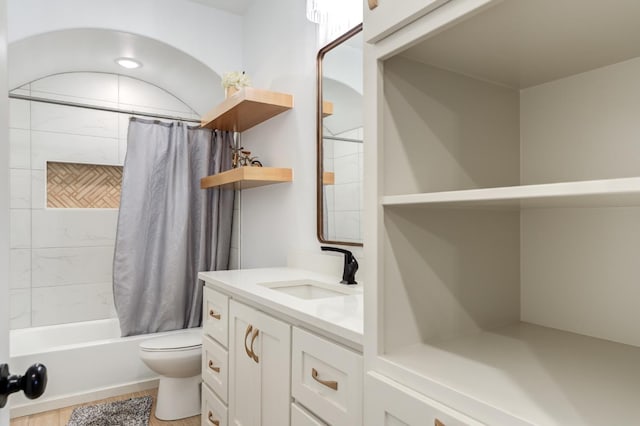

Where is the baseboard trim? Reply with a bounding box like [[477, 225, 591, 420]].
[[9, 378, 160, 418]]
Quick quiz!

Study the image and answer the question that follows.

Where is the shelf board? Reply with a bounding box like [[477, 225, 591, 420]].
[[382, 177, 640, 209], [322, 100, 334, 117], [322, 171, 335, 185], [201, 88, 293, 132], [201, 167, 293, 190], [380, 322, 640, 425]]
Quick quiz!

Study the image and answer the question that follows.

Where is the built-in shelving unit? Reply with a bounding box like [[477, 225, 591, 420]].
[[378, 322, 640, 425], [367, 0, 640, 424], [200, 167, 292, 190], [201, 87, 293, 132], [200, 87, 294, 190]]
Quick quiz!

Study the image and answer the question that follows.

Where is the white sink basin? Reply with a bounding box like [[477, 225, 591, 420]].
[[258, 279, 359, 300]]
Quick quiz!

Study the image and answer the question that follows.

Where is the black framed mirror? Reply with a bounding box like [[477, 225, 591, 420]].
[[316, 24, 363, 246]]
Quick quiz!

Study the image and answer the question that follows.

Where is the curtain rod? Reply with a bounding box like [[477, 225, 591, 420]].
[[323, 135, 363, 143], [8, 93, 202, 124]]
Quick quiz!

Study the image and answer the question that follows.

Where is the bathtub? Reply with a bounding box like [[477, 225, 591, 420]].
[[9, 318, 190, 417]]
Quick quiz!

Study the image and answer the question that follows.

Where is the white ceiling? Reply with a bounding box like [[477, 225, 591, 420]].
[[9, 29, 223, 114], [188, 0, 252, 15]]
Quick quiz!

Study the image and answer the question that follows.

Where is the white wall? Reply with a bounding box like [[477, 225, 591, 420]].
[[0, 0, 9, 423], [239, 0, 320, 268], [238, 0, 364, 269], [323, 41, 363, 95], [8, 72, 198, 329]]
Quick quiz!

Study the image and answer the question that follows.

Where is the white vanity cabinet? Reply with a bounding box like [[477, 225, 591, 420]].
[[199, 268, 364, 426], [228, 299, 291, 426], [362, 0, 450, 43], [202, 287, 230, 426], [364, 0, 640, 424]]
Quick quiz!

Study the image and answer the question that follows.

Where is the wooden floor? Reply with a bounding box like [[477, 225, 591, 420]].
[[10, 388, 200, 426]]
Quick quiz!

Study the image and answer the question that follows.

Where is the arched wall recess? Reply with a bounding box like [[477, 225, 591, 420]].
[[8, 29, 223, 115]]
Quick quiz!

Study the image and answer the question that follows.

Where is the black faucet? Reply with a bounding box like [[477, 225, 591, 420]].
[[321, 246, 358, 285]]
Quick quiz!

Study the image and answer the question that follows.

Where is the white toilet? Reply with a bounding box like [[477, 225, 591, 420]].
[[139, 328, 202, 420]]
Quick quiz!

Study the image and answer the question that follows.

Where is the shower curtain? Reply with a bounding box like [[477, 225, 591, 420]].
[[113, 118, 234, 336]]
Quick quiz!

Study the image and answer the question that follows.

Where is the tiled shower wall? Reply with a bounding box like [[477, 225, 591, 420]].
[[8, 72, 204, 329], [324, 127, 363, 243]]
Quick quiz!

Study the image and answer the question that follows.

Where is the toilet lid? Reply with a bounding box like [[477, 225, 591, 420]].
[[140, 329, 202, 351]]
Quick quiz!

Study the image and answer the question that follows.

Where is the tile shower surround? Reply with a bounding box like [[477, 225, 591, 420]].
[[5, 72, 242, 329]]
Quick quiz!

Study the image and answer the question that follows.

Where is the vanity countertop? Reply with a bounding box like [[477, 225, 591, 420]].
[[199, 267, 363, 349]]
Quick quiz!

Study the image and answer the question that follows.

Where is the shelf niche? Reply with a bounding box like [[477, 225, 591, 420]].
[[201, 87, 293, 132], [200, 167, 292, 190], [375, 0, 640, 424]]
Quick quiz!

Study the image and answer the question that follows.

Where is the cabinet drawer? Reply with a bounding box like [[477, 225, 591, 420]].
[[292, 327, 363, 426], [291, 402, 327, 426], [203, 286, 228, 347], [202, 383, 228, 426], [363, 0, 450, 43], [365, 372, 483, 426], [202, 335, 228, 403]]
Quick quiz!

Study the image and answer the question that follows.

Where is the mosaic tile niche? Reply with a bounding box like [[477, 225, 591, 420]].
[[47, 161, 123, 208]]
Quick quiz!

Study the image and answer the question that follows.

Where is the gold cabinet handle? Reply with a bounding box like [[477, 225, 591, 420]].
[[209, 309, 221, 320], [435, 420, 445, 426], [250, 328, 260, 363], [311, 368, 338, 390], [368, 0, 378, 10], [208, 360, 220, 373], [208, 411, 220, 425], [244, 324, 253, 359]]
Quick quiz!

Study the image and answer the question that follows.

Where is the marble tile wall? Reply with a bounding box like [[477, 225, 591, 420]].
[[8, 72, 200, 329], [324, 127, 363, 242]]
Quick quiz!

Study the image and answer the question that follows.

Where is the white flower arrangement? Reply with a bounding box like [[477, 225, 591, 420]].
[[221, 71, 251, 89]]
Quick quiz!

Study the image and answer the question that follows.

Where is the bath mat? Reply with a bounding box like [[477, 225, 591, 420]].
[[67, 395, 153, 426]]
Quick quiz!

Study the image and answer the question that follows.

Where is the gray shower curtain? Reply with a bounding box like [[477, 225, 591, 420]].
[[113, 118, 234, 336]]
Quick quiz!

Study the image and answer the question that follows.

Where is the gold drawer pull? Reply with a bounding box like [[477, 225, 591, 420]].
[[209, 309, 221, 320], [368, 0, 378, 10], [311, 368, 338, 390], [250, 328, 260, 363], [435, 419, 445, 426], [208, 360, 220, 373], [244, 324, 254, 359], [208, 410, 220, 425]]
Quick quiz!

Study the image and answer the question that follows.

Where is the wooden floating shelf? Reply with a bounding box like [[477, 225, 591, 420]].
[[201, 88, 293, 132], [201, 167, 293, 190], [323, 171, 335, 185], [322, 100, 334, 117]]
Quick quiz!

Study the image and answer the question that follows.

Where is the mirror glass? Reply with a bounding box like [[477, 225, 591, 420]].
[[317, 25, 363, 246]]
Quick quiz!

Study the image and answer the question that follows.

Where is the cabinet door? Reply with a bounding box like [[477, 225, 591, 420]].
[[365, 373, 484, 426], [229, 301, 260, 426], [363, 0, 450, 43], [229, 300, 291, 426]]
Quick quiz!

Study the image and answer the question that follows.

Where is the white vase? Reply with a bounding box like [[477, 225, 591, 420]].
[[225, 87, 238, 98]]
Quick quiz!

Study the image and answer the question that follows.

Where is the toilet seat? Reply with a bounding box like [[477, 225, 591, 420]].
[[140, 330, 202, 352]]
